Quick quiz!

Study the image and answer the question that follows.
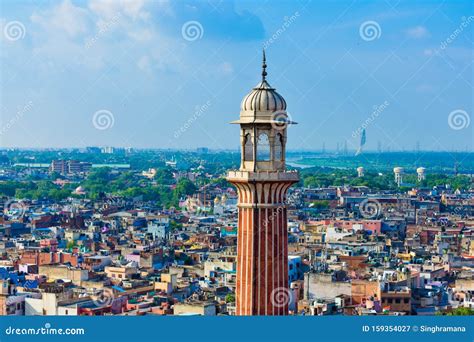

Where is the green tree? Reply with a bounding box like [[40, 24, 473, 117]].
[[225, 293, 235, 303]]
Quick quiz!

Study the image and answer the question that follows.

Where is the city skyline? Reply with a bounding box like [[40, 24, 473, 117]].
[[1, 0, 473, 152]]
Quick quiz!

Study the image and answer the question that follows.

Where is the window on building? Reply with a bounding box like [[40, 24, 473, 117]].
[[274, 133, 283, 161], [395, 298, 401, 304], [256, 133, 270, 161], [404, 298, 409, 303], [244, 133, 253, 161]]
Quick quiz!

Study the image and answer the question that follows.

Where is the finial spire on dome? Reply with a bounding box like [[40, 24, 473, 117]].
[[262, 49, 267, 81]]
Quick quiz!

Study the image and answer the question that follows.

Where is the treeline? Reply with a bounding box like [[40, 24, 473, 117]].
[[77, 167, 197, 208], [301, 170, 472, 190], [1, 167, 198, 208]]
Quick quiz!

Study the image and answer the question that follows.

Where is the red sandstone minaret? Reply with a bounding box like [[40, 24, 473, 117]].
[[227, 51, 299, 315]]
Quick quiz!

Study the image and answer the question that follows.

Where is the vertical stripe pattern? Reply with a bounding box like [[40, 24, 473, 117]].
[[230, 179, 296, 315]]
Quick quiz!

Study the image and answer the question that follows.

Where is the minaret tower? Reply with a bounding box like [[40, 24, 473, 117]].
[[227, 51, 299, 315]]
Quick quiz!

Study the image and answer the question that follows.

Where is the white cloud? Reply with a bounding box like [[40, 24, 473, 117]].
[[88, 0, 149, 21], [406, 26, 430, 39], [128, 29, 154, 42], [31, 0, 90, 37]]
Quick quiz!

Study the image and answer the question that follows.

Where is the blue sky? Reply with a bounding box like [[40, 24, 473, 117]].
[[0, 0, 472, 151]]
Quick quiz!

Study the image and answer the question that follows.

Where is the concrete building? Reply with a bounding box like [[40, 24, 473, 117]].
[[173, 301, 216, 316]]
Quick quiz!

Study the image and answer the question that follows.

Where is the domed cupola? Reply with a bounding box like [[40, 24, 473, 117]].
[[235, 51, 290, 124], [240, 80, 287, 112], [230, 50, 296, 173]]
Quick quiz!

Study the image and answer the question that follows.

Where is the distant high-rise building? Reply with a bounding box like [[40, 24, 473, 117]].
[[49, 160, 68, 174], [86, 146, 101, 154], [355, 129, 366, 156], [357, 166, 365, 177], [101, 146, 114, 154], [227, 52, 299, 315], [196, 147, 209, 154], [49, 160, 92, 175]]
